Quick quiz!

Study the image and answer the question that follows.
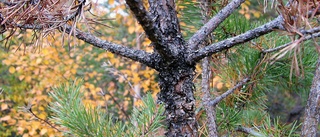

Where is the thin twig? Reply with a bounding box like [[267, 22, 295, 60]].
[[102, 61, 142, 99], [262, 43, 291, 53], [99, 89, 130, 120], [263, 31, 320, 54], [208, 77, 250, 106], [300, 26, 320, 35], [235, 126, 265, 137], [27, 107, 65, 133]]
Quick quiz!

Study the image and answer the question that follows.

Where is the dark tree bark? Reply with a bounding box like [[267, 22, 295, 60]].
[[157, 60, 197, 136], [127, 0, 198, 136], [301, 59, 320, 137]]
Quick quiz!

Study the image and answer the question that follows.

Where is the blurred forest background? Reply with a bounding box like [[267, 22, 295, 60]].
[[0, 0, 317, 136]]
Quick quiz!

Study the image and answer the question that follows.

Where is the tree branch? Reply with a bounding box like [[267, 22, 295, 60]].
[[263, 30, 320, 54], [125, 0, 161, 44], [0, 0, 16, 6], [188, 0, 245, 50], [16, 23, 159, 69], [28, 107, 65, 133], [63, 25, 160, 69], [235, 126, 265, 137], [147, 0, 184, 59], [126, 0, 184, 60], [188, 16, 283, 63], [209, 77, 250, 106]]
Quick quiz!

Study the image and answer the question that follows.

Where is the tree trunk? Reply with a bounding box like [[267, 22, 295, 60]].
[[301, 59, 320, 137], [199, 0, 218, 136], [157, 58, 198, 136]]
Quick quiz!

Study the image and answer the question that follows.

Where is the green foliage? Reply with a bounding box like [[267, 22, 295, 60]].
[[216, 102, 243, 131], [128, 93, 165, 136], [215, 13, 253, 40], [50, 79, 119, 136], [256, 117, 300, 137], [49, 79, 165, 137], [206, 9, 315, 135], [177, 0, 202, 39], [214, 97, 300, 136]]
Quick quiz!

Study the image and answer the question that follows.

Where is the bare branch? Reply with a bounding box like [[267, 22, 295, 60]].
[[188, 16, 283, 63], [263, 43, 292, 54], [16, 24, 42, 29], [62, 24, 160, 69], [188, 0, 246, 50], [16, 23, 159, 69], [209, 77, 250, 106], [300, 26, 320, 35], [98, 89, 130, 120], [263, 31, 320, 54], [235, 126, 265, 137]]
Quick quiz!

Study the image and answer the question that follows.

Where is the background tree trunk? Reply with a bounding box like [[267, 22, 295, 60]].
[[199, 0, 219, 136], [301, 59, 320, 136]]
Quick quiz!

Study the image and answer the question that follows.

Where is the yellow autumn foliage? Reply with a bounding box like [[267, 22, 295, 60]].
[[0, 1, 159, 136]]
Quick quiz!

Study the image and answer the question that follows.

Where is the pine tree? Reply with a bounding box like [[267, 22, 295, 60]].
[[1, 0, 319, 136]]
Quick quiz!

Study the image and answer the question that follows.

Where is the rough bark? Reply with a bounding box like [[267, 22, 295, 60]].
[[301, 59, 320, 137], [157, 58, 197, 137], [125, 0, 162, 44], [54, 2, 320, 137], [127, 0, 199, 136], [235, 126, 264, 137], [127, 0, 184, 59], [147, 0, 185, 59]]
